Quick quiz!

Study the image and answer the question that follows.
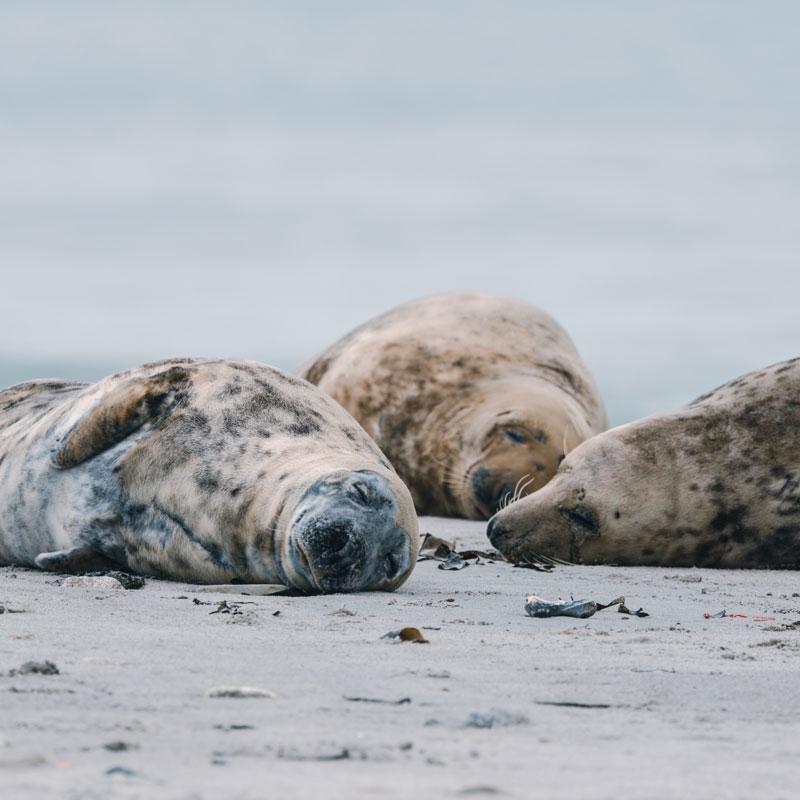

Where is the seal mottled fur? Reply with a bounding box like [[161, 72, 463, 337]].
[[488, 357, 800, 569], [301, 293, 607, 519], [0, 358, 418, 592]]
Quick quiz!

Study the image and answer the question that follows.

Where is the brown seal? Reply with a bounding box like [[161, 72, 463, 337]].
[[301, 293, 607, 519], [0, 358, 418, 592], [488, 357, 800, 569]]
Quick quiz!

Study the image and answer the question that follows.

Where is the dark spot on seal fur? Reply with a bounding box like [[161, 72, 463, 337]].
[[757, 524, 800, 567], [288, 420, 321, 436], [709, 505, 756, 543], [195, 470, 220, 492]]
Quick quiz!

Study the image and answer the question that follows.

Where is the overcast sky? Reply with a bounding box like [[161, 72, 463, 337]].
[[1, 1, 798, 424]]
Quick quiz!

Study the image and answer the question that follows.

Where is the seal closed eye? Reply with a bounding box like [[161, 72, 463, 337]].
[[0, 358, 419, 593]]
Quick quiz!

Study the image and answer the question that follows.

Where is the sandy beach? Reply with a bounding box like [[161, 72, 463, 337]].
[[1, 517, 799, 800]]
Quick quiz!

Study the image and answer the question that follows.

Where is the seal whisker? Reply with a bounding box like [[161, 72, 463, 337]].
[[514, 475, 536, 502], [509, 473, 530, 505]]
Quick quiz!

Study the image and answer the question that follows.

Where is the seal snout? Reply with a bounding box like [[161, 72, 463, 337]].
[[287, 470, 414, 593], [471, 467, 504, 517], [486, 515, 513, 549]]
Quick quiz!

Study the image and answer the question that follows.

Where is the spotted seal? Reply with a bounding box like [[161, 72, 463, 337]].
[[488, 357, 800, 568], [0, 358, 418, 592], [301, 293, 607, 519]]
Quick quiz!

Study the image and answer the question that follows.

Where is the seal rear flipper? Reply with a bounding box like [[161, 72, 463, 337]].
[[34, 547, 119, 573]]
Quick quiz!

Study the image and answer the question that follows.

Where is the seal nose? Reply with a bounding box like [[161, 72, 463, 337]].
[[471, 467, 512, 517], [487, 515, 513, 548], [471, 467, 494, 513], [299, 519, 367, 592]]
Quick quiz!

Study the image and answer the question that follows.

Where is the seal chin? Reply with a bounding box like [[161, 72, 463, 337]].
[[285, 470, 414, 593]]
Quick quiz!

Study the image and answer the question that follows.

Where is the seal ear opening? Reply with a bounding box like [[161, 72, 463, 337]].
[[53, 366, 192, 468]]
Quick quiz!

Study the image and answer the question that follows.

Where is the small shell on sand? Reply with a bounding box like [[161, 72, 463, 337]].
[[207, 686, 276, 699]]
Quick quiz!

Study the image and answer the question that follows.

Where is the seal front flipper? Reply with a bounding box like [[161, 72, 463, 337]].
[[52, 365, 192, 468], [34, 547, 118, 573]]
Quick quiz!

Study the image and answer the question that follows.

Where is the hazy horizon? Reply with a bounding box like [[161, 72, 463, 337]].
[[2, 2, 799, 424]]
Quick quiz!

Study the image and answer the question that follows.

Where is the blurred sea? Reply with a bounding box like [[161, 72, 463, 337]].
[[1, 1, 799, 424]]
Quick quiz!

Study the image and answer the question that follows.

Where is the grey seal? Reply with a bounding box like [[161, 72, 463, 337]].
[[301, 293, 607, 519], [488, 357, 800, 569], [0, 358, 418, 592]]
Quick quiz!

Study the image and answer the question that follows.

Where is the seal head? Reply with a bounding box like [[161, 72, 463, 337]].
[[282, 470, 413, 592], [445, 378, 594, 519]]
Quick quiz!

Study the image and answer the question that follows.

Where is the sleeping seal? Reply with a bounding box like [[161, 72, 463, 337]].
[[488, 357, 800, 569], [0, 359, 418, 592], [301, 293, 607, 519]]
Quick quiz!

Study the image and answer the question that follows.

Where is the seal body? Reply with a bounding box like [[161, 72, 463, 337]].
[[0, 359, 418, 592], [301, 293, 607, 519], [488, 357, 800, 569]]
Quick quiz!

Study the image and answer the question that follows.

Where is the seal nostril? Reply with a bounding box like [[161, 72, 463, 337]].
[[487, 516, 512, 546], [385, 552, 398, 578], [318, 524, 351, 555]]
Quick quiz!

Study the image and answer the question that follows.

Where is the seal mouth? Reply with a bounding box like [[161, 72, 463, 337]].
[[466, 465, 507, 519]]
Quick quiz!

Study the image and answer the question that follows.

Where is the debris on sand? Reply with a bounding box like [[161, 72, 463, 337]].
[[276, 746, 353, 762], [382, 627, 429, 643], [458, 549, 503, 561], [513, 559, 555, 573], [9, 660, 60, 676], [525, 595, 625, 619], [419, 533, 456, 561], [87, 571, 145, 590], [213, 724, 255, 731], [704, 611, 776, 621], [105, 766, 140, 778], [104, 741, 139, 752], [209, 600, 247, 616], [618, 602, 650, 618], [764, 621, 800, 632], [664, 574, 703, 583], [535, 700, 612, 709], [192, 584, 292, 596], [207, 686, 276, 699], [62, 576, 124, 590], [343, 695, 411, 705], [438, 551, 468, 570], [461, 709, 528, 729], [418, 533, 504, 571]]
